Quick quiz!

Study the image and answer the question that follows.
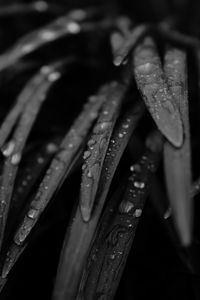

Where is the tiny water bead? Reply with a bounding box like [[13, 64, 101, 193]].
[[67, 22, 81, 34], [110, 254, 116, 260], [130, 164, 141, 173], [135, 209, 142, 217], [40, 30, 56, 41], [2, 141, 15, 157], [37, 157, 44, 164], [83, 150, 91, 160], [163, 207, 172, 220], [27, 208, 39, 219], [21, 43, 35, 54], [11, 153, 21, 165], [93, 121, 111, 133], [46, 143, 58, 153], [118, 133, 123, 138], [48, 71, 61, 82], [34, 1, 49, 12], [133, 181, 145, 189], [40, 65, 52, 74]]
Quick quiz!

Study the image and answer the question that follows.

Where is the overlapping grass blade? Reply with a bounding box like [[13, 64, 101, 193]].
[[53, 98, 145, 300], [80, 81, 127, 222], [112, 24, 148, 66], [0, 60, 66, 251], [0, 8, 102, 72], [163, 47, 192, 246], [77, 131, 162, 300], [132, 36, 183, 147], [0, 82, 110, 286]]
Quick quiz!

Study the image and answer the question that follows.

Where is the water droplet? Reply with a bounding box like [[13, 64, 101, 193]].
[[28, 208, 38, 219], [114, 55, 123, 66], [34, 1, 48, 11], [83, 150, 91, 160], [68, 143, 74, 149], [110, 254, 116, 260], [134, 181, 145, 189], [82, 163, 86, 170], [119, 201, 134, 213], [37, 157, 44, 164], [94, 122, 110, 133], [87, 170, 92, 178], [11, 153, 21, 165], [48, 71, 60, 82], [122, 123, 129, 129], [21, 43, 34, 54], [163, 207, 172, 220], [136, 62, 155, 74], [130, 164, 141, 173], [89, 96, 97, 103], [89, 111, 97, 119], [40, 65, 51, 74], [40, 30, 56, 41], [135, 209, 142, 217], [103, 110, 109, 115], [2, 141, 15, 157], [69, 9, 86, 21], [46, 143, 58, 153], [67, 22, 80, 34], [118, 133, 123, 138]]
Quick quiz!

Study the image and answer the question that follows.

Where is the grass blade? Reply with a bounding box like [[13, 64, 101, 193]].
[[0, 82, 110, 285], [77, 131, 162, 300], [0, 1, 59, 16], [4, 138, 59, 240], [132, 37, 183, 147], [53, 98, 145, 300], [113, 24, 148, 66], [0, 9, 90, 72], [163, 47, 192, 246], [150, 176, 194, 272], [0, 61, 65, 251], [80, 81, 127, 222]]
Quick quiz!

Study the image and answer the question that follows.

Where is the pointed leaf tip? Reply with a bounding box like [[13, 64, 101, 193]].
[[133, 37, 184, 148]]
